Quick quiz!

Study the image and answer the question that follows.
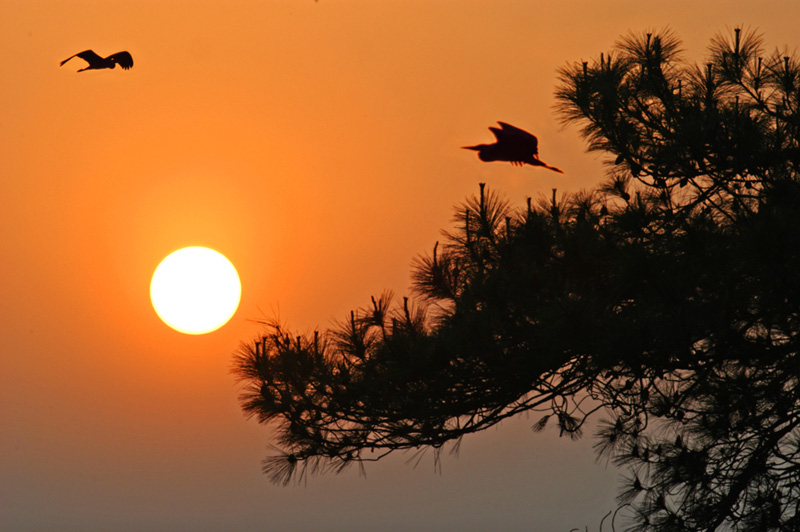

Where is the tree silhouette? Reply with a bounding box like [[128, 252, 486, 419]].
[[233, 28, 800, 531]]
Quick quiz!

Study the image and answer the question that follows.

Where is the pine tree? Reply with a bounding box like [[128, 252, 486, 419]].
[[232, 28, 800, 531]]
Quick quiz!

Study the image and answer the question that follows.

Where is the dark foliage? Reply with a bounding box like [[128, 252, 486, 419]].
[[233, 28, 800, 531]]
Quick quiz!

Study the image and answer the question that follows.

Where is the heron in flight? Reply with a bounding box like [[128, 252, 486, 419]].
[[60, 50, 133, 72], [463, 122, 563, 173]]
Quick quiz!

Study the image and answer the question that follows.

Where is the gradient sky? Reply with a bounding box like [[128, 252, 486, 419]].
[[3, 2, 799, 531]]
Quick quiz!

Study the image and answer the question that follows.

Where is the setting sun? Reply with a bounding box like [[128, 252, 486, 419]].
[[150, 246, 241, 335]]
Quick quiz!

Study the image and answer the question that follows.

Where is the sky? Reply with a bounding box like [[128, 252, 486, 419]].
[[2, 1, 799, 531]]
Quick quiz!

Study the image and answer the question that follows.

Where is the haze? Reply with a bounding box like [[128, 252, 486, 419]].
[[2, 1, 798, 531]]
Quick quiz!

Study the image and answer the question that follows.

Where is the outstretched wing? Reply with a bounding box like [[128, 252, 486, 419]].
[[60, 49, 103, 67], [494, 121, 539, 155], [107, 51, 133, 70]]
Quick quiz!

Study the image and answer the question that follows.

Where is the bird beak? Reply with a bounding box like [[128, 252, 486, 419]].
[[461, 145, 481, 151]]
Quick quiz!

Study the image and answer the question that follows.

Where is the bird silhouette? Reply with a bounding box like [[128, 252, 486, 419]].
[[60, 50, 133, 72], [463, 122, 563, 173]]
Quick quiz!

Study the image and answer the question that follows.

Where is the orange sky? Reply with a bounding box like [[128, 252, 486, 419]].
[[3, 1, 799, 530]]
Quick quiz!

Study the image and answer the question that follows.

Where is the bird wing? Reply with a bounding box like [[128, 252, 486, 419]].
[[76, 50, 104, 64], [60, 49, 103, 66], [495, 122, 539, 155], [107, 51, 133, 70]]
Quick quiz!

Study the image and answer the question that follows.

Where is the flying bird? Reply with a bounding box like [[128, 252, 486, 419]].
[[60, 50, 133, 72], [463, 121, 563, 173]]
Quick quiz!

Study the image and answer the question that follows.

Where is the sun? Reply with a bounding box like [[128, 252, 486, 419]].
[[150, 247, 241, 335]]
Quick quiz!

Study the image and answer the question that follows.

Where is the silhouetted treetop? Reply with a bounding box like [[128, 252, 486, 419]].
[[556, 27, 797, 211], [233, 28, 800, 532]]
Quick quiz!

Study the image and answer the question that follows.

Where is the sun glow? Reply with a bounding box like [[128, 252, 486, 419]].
[[150, 247, 241, 335]]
